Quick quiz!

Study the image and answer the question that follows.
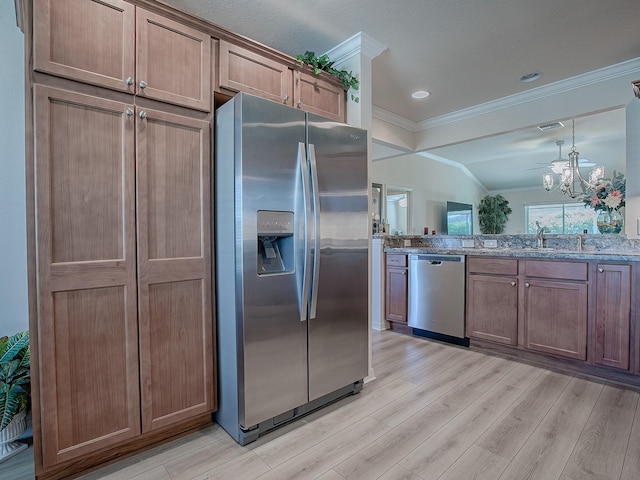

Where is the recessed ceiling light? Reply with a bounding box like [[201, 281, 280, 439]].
[[520, 71, 543, 83], [411, 90, 430, 99]]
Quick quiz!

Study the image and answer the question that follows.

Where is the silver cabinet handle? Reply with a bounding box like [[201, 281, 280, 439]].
[[139, 111, 147, 119], [598, 268, 604, 273], [283, 95, 289, 103], [125, 77, 134, 86], [525, 282, 530, 288], [511, 281, 516, 286], [125, 108, 134, 116], [139, 80, 147, 89], [402, 271, 407, 275]]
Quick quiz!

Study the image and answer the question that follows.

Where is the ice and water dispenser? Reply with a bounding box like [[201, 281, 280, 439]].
[[257, 210, 294, 275]]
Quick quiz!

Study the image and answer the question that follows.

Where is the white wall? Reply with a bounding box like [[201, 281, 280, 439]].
[[371, 154, 487, 235], [0, 4, 28, 335]]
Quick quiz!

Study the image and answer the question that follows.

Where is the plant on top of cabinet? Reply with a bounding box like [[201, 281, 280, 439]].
[[477, 194, 512, 234], [295, 51, 360, 102]]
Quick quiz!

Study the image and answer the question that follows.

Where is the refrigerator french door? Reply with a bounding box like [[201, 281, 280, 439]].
[[215, 93, 368, 445]]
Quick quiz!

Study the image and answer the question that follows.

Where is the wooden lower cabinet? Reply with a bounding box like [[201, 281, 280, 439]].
[[467, 274, 518, 345], [33, 86, 214, 470], [34, 86, 141, 467], [595, 264, 631, 370], [136, 106, 214, 431], [386, 267, 408, 323], [523, 278, 588, 360]]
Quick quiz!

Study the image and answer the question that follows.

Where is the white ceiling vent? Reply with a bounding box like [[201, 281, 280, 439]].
[[537, 121, 565, 132]]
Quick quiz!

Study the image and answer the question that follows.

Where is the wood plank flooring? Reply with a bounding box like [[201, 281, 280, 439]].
[[4, 330, 640, 479]]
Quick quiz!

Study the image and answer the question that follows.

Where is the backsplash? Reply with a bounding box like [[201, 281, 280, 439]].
[[377, 233, 640, 252]]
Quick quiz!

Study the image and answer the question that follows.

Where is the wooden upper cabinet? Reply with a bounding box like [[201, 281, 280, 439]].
[[33, 1, 211, 111], [136, 9, 211, 111], [595, 264, 631, 370], [294, 70, 346, 122], [218, 40, 293, 105], [34, 86, 140, 467], [135, 105, 214, 432], [33, 0, 136, 93]]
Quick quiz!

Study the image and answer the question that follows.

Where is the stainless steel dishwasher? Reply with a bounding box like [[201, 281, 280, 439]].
[[408, 254, 468, 345]]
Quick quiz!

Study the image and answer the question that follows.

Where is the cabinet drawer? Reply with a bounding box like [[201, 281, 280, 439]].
[[386, 253, 407, 267], [467, 256, 517, 275], [523, 260, 588, 281]]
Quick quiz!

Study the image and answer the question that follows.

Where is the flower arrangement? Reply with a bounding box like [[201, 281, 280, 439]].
[[582, 171, 626, 212]]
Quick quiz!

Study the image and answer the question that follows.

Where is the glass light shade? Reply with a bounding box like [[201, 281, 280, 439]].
[[543, 172, 554, 191], [550, 160, 568, 174], [561, 167, 573, 186], [589, 166, 605, 185]]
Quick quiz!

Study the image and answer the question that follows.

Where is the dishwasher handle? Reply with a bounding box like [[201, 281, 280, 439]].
[[411, 254, 465, 263]]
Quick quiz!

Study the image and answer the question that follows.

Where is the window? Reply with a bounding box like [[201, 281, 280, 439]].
[[525, 203, 598, 234]]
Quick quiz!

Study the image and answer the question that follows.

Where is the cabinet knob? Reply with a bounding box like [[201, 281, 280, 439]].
[[283, 95, 289, 103], [139, 111, 147, 119], [125, 108, 134, 116], [125, 77, 134, 86], [511, 281, 516, 286], [524, 282, 530, 288], [598, 268, 604, 273], [139, 80, 147, 89], [296, 99, 302, 107]]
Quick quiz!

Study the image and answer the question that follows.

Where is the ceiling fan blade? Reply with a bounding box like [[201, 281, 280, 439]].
[[525, 165, 549, 171]]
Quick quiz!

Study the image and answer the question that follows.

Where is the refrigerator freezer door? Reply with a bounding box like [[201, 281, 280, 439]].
[[236, 94, 309, 428], [306, 114, 369, 401]]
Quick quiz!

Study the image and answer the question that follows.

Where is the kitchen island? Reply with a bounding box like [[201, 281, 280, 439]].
[[373, 234, 640, 388]]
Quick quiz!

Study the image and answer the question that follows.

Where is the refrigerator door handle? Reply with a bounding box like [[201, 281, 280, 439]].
[[308, 143, 321, 320], [299, 142, 312, 322]]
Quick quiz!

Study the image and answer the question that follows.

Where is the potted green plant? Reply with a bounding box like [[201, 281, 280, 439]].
[[477, 194, 512, 234], [295, 51, 360, 102], [0, 331, 30, 463]]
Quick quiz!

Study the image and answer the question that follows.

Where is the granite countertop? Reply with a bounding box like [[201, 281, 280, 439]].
[[384, 246, 640, 262]]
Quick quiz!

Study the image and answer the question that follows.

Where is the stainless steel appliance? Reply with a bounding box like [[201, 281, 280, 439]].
[[408, 254, 468, 346], [215, 93, 369, 445]]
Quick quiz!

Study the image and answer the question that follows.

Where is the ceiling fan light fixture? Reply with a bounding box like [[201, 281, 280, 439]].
[[411, 90, 430, 99]]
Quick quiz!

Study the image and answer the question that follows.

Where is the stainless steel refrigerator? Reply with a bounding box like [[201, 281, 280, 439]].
[[214, 93, 369, 445]]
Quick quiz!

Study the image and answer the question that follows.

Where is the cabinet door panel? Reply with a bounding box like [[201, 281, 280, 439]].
[[386, 267, 408, 323], [595, 264, 631, 370], [34, 0, 135, 93], [467, 275, 518, 345], [218, 40, 292, 105], [136, 9, 211, 111], [524, 279, 587, 360], [136, 106, 214, 432], [34, 86, 139, 467], [294, 71, 345, 122]]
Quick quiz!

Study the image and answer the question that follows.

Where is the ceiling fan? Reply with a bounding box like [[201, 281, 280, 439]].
[[527, 140, 595, 171]]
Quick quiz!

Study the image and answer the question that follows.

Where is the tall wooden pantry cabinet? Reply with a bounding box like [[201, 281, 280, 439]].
[[27, 0, 215, 476]]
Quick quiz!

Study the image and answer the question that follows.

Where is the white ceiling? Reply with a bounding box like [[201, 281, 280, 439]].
[[162, 0, 638, 191]]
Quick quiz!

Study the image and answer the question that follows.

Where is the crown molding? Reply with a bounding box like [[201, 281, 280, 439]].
[[417, 57, 640, 131], [416, 152, 488, 192], [372, 106, 418, 132], [324, 31, 387, 64]]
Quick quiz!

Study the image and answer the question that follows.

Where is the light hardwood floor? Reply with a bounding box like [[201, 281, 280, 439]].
[[5, 330, 640, 479]]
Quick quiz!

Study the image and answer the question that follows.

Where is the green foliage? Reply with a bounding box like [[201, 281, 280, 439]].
[[0, 331, 30, 430], [477, 194, 512, 234], [295, 51, 360, 103]]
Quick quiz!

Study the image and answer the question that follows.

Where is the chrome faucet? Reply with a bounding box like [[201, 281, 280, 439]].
[[535, 221, 546, 249]]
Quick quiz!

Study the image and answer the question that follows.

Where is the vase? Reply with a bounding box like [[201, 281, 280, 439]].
[[0, 409, 28, 463], [596, 209, 623, 234]]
